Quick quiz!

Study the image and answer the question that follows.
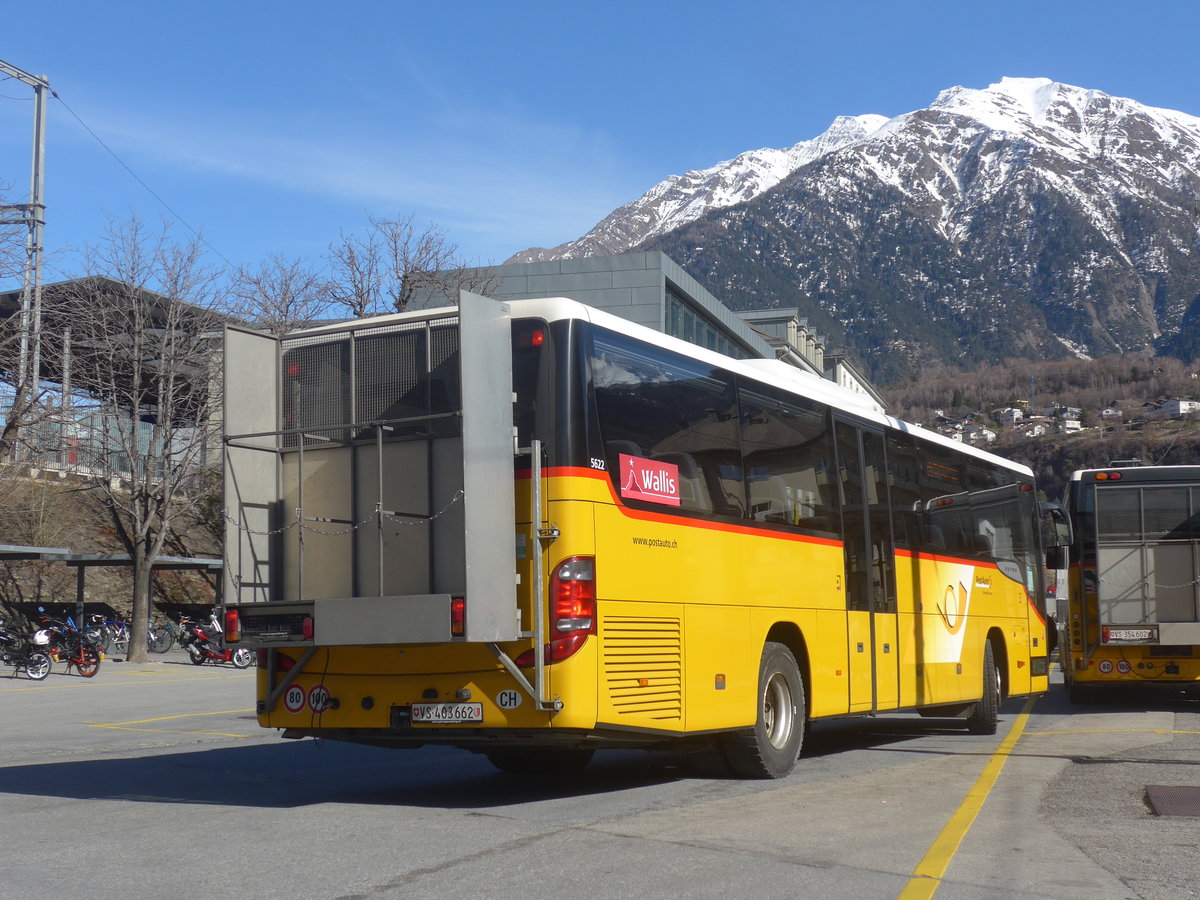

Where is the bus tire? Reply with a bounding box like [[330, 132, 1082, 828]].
[[485, 748, 594, 775], [966, 642, 1000, 735], [721, 642, 805, 779]]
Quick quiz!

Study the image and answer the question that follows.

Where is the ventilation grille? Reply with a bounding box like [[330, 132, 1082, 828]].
[[602, 615, 682, 720]]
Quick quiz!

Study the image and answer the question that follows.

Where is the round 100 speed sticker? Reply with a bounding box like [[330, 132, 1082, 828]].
[[308, 684, 332, 713]]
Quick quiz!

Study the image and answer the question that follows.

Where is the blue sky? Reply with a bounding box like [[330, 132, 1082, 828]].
[[2, 0, 1199, 284]]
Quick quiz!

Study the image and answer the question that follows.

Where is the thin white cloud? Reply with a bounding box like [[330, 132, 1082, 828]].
[[49, 97, 641, 261]]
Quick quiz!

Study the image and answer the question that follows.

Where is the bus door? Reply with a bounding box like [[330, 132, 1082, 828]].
[[836, 420, 900, 712]]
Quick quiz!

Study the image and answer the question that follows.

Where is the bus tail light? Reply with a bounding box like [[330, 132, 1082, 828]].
[[224, 609, 241, 643], [515, 556, 597, 667], [256, 649, 298, 672], [450, 596, 465, 637]]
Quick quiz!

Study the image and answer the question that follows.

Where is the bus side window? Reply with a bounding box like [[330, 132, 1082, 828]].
[[653, 451, 712, 512], [737, 380, 836, 534], [588, 327, 739, 517]]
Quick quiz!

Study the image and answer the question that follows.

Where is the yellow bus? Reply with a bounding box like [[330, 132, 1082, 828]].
[[222, 293, 1051, 778], [1059, 464, 1200, 701]]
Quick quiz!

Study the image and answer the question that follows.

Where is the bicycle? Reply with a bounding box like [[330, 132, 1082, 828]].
[[147, 616, 176, 653], [94, 617, 130, 656]]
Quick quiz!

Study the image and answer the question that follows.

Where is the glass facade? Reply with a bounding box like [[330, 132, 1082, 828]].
[[665, 286, 744, 359]]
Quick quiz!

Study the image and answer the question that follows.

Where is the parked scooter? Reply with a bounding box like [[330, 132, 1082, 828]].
[[0, 617, 52, 680], [178, 611, 253, 668]]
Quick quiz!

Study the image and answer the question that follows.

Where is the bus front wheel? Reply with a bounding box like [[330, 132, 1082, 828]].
[[721, 642, 805, 779]]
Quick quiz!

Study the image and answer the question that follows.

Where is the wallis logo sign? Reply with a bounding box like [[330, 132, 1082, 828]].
[[619, 454, 680, 507]]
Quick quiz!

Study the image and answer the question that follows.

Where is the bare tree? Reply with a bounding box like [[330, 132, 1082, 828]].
[[228, 254, 334, 334], [327, 214, 498, 318], [44, 215, 226, 662], [326, 225, 383, 318]]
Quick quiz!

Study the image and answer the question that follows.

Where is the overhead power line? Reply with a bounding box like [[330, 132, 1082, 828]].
[[48, 92, 234, 268]]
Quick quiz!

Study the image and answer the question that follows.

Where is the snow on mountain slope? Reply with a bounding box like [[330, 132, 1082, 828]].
[[508, 78, 1200, 266], [506, 114, 888, 263]]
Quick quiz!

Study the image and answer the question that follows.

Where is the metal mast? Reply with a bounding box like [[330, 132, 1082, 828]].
[[0, 58, 50, 433]]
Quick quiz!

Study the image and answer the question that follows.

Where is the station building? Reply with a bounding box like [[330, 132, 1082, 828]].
[[458, 250, 884, 411]]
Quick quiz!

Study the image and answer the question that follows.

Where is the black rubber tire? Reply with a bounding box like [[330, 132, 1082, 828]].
[[148, 628, 174, 654], [76, 645, 101, 678], [485, 748, 595, 775], [24, 651, 51, 680], [188, 644, 208, 665], [966, 642, 1000, 735], [720, 642, 805, 778]]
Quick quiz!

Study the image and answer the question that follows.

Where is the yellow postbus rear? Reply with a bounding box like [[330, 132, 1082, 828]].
[[223, 294, 1051, 777], [1060, 465, 1200, 701]]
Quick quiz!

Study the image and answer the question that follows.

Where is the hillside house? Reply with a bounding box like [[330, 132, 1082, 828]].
[[964, 425, 996, 444], [996, 407, 1023, 426], [1163, 399, 1200, 418]]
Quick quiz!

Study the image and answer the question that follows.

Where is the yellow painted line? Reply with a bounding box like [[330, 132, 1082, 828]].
[[0, 671, 251, 693], [89, 708, 254, 726], [898, 696, 1036, 900], [86, 724, 252, 738], [1024, 728, 1200, 736], [86, 708, 256, 739]]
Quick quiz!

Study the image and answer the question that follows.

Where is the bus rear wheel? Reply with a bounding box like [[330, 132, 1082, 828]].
[[721, 642, 805, 779], [965, 642, 1000, 735]]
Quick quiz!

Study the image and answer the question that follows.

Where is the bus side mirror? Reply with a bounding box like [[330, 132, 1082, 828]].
[[1045, 546, 1067, 570]]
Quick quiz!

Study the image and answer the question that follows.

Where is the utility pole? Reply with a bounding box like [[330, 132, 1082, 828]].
[[0, 58, 50, 452]]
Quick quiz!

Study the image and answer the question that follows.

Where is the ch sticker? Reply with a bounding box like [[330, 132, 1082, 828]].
[[497, 689, 523, 710]]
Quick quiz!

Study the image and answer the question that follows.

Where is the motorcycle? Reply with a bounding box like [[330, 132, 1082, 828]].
[[36, 609, 102, 677], [0, 617, 53, 680], [178, 612, 253, 668]]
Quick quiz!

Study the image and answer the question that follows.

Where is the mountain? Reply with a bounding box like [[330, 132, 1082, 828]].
[[508, 78, 1200, 383], [506, 113, 889, 263]]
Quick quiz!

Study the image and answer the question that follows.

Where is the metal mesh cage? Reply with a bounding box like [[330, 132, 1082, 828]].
[[279, 314, 462, 448], [280, 339, 351, 446]]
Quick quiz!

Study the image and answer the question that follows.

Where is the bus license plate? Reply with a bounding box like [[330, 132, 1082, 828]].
[[410, 702, 483, 724], [1107, 628, 1152, 642]]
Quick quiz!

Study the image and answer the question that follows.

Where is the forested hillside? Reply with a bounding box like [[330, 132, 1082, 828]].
[[884, 353, 1200, 499]]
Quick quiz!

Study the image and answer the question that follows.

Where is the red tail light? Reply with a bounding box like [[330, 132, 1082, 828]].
[[302, 616, 314, 640], [255, 649, 297, 671], [450, 596, 465, 637], [224, 609, 240, 643], [516, 556, 596, 667]]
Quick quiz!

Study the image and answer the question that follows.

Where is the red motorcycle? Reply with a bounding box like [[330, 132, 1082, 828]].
[[178, 613, 253, 668]]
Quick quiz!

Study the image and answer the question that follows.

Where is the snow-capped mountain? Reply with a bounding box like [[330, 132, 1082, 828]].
[[510, 78, 1200, 382], [507, 113, 889, 263]]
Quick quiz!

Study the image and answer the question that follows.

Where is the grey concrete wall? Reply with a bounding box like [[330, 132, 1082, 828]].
[[481, 251, 773, 357]]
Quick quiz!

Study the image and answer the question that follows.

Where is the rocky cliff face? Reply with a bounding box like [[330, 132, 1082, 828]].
[[511, 79, 1200, 383]]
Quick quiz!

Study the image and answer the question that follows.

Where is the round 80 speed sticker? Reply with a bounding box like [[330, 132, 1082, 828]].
[[283, 684, 306, 713]]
